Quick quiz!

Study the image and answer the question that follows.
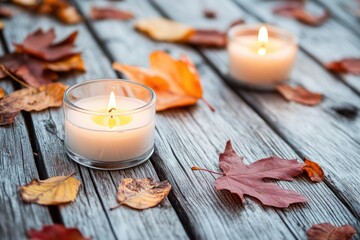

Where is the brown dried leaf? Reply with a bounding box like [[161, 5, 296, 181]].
[[302, 158, 324, 182], [277, 84, 323, 106], [187, 29, 226, 48], [307, 223, 356, 240], [28, 224, 90, 240], [0, 7, 13, 18], [56, 6, 82, 25], [0, 87, 4, 99], [0, 82, 67, 125], [45, 54, 85, 72], [20, 172, 80, 205], [325, 58, 360, 75], [273, 2, 330, 26], [91, 6, 134, 21], [112, 178, 171, 210], [203, 9, 217, 19], [135, 18, 194, 42]]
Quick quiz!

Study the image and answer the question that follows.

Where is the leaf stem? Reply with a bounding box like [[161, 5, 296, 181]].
[[0, 64, 34, 89], [202, 97, 216, 112], [191, 166, 223, 175], [109, 202, 123, 211]]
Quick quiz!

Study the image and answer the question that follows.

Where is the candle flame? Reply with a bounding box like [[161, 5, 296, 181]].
[[257, 26, 268, 56], [107, 91, 117, 112]]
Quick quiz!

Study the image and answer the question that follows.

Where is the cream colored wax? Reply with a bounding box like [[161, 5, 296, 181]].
[[228, 35, 297, 85], [65, 96, 155, 162]]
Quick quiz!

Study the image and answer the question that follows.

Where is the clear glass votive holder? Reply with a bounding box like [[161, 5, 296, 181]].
[[63, 79, 156, 170], [227, 24, 298, 90]]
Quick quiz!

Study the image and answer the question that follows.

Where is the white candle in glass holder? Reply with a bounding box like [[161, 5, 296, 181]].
[[228, 25, 298, 88]]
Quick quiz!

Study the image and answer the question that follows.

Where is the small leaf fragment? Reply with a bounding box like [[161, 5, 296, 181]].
[[0, 82, 67, 125], [28, 224, 90, 240], [0, 87, 4, 99], [187, 29, 226, 48], [277, 84, 323, 106], [302, 158, 324, 182], [91, 6, 134, 21], [0, 7, 13, 18], [203, 9, 217, 19], [307, 223, 356, 240], [135, 18, 194, 42], [325, 58, 360, 75], [112, 178, 171, 210], [20, 172, 81, 205]]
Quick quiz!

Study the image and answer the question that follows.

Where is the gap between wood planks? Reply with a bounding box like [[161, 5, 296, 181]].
[[0, 28, 65, 225], [227, 0, 360, 96], [145, 0, 360, 221]]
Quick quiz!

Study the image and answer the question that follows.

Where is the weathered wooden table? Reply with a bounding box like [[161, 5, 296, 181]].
[[1, 0, 360, 239]]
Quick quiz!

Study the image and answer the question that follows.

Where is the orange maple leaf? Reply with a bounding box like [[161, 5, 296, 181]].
[[113, 51, 203, 111]]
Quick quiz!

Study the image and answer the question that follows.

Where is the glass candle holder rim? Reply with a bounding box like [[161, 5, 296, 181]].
[[227, 24, 297, 45], [63, 79, 156, 116]]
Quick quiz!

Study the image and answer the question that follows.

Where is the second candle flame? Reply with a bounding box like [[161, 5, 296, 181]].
[[257, 26, 268, 56]]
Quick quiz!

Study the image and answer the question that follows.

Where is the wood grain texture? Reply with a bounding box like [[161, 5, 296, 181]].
[[152, 0, 360, 220], [1, 5, 187, 240], [230, 0, 360, 93], [78, 0, 359, 239], [0, 51, 53, 239], [156, 0, 360, 216]]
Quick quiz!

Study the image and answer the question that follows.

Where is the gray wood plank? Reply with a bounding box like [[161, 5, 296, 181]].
[[78, 0, 360, 239], [315, 0, 360, 36], [0, 52, 53, 239], [151, 0, 360, 219], [229, 0, 360, 94], [1, 5, 188, 240]]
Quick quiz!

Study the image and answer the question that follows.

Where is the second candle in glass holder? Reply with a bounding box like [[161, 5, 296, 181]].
[[227, 24, 298, 90]]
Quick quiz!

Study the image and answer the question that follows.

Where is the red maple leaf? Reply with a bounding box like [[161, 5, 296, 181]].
[[28, 224, 90, 240], [192, 141, 307, 208], [307, 223, 356, 240]]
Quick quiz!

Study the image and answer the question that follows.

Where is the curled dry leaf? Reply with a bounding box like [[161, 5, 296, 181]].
[[135, 17, 243, 48], [113, 51, 204, 111], [28, 224, 90, 240], [307, 223, 356, 240], [0, 29, 85, 87], [111, 178, 171, 210], [0, 87, 4, 99], [276, 84, 323, 106], [192, 141, 307, 208], [302, 158, 324, 182], [325, 58, 360, 75], [273, 2, 330, 26], [12, 0, 82, 24], [0, 82, 67, 125], [20, 172, 80, 205], [135, 18, 194, 42], [91, 6, 134, 21], [0, 7, 13, 18]]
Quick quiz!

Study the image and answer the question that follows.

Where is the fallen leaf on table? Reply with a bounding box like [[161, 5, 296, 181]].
[[20, 172, 80, 205], [192, 140, 307, 208], [276, 84, 323, 106], [307, 223, 356, 240], [28, 224, 90, 240], [91, 6, 134, 21], [0, 28, 85, 87], [12, 0, 82, 24], [0, 87, 4, 99], [302, 158, 324, 182], [273, 2, 330, 26], [0, 82, 67, 125], [135, 17, 244, 48], [113, 50, 205, 111], [135, 18, 195, 42], [111, 178, 171, 210], [325, 58, 360, 75], [0, 7, 13, 18], [203, 9, 217, 19]]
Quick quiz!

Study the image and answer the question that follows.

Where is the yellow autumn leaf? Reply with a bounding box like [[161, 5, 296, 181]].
[[135, 17, 194, 42], [20, 172, 81, 205], [0, 87, 4, 99], [111, 178, 171, 210]]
